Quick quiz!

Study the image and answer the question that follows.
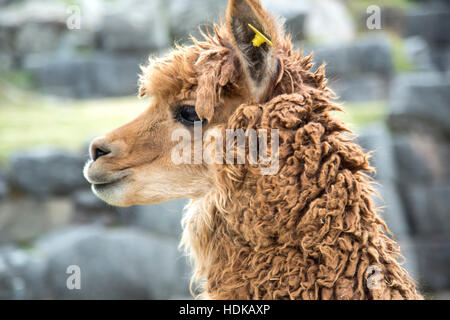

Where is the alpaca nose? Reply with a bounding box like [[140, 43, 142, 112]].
[[90, 137, 112, 161]]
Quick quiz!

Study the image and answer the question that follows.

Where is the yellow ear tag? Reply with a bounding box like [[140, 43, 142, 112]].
[[248, 23, 273, 47]]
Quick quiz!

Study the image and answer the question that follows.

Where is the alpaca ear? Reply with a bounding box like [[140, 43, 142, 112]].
[[226, 0, 279, 101]]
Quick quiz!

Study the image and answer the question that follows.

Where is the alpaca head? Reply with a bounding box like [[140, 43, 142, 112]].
[[84, 0, 290, 206]]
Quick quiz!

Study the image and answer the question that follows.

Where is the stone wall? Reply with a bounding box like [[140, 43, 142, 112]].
[[0, 0, 358, 99], [387, 73, 450, 292], [0, 148, 193, 299], [303, 34, 394, 101]]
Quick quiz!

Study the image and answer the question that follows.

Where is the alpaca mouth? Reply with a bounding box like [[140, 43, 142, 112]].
[[92, 178, 123, 191], [90, 171, 132, 192], [90, 175, 130, 205], [83, 160, 132, 193]]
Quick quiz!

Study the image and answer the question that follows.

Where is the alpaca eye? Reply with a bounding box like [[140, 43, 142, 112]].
[[175, 105, 205, 126]]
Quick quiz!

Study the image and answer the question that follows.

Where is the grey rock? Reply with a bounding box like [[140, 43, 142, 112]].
[[0, 247, 24, 300], [9, 148, 87, 197], [400, 183, 450, 236], [427, 184, 450, 233], [263, 0, 308, 41], [392, 136, 434, 184], [356, 126, 412, 238], [356, 126, 420, 279], [127, 199, 188, 239], [356, 125, 396, 182], [0, 21, 17, 68], [0, 182, 7, 201], [23, 53, 95, 98], [0, 167, 8, 200], [169, 0, 227, 43], [389, 63, 450, 286], [328, 74, 389, 102], [14, 22, 65, 57], [399, 184, 430, 236], [356, 126, 412, 237], [394, 237, 420, 283], [89, 54, 144, 97], [0, 197, 73, 244], [303, 35, 393, 101], [283, 13, 307, 42], [304, 0, 355, 44], [0, 53, 14, 70], [99, 0, 170, 53], [72, 189, 110, 213], [415, 235, 450, 291], [0, 1, 84, 65], [309, 34, 393, 78], [0, 246, 49, 300], [404, 10, 450, 46], [404, 36, 436, 71], [35, 226, 191, 299], [72, 189, 118, 223], [0, 0, 15, 7], [430, 46, 450, 72], [388, 73, 450, 138], [0, 1, 67, 28], [372, 182, 410, 238], [71, 190, 131, 226], [283, 0, 355, 45], [24, 53, 143, 98]]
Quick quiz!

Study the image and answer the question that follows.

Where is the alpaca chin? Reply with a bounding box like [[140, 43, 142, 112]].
[[91, 180, 129, 207]]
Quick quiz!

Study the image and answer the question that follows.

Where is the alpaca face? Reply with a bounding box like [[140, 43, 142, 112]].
[[83, 93, 241, 206], [84, 0, 281, 206]]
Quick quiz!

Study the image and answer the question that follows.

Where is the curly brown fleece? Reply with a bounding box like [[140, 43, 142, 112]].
[[179, 28, 423, 300]]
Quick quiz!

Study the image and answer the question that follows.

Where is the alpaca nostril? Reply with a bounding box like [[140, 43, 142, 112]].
[[89, 137, 113, 162], [93, 147, 110, 161]]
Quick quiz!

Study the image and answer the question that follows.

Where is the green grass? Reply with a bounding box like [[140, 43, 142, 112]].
[[0, 89, 147, 163], [348, 0, 413, 13], [333, 100, 387, 131], [390, 34, 416, 72], [0, 85, 387, 163], [0, 70, 36, 90]]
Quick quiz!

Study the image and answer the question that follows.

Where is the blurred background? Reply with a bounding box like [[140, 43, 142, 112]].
[[0, 0, 449, 300]]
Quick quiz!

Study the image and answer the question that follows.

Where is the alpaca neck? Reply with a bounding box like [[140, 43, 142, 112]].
[[182, 170, 421, 300]]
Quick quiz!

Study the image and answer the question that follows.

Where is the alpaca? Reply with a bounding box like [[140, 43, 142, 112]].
[[83, 0, 422, 299]]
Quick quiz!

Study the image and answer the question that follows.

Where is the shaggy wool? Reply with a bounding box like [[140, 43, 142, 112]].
[[178, 27, 423, 300]]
